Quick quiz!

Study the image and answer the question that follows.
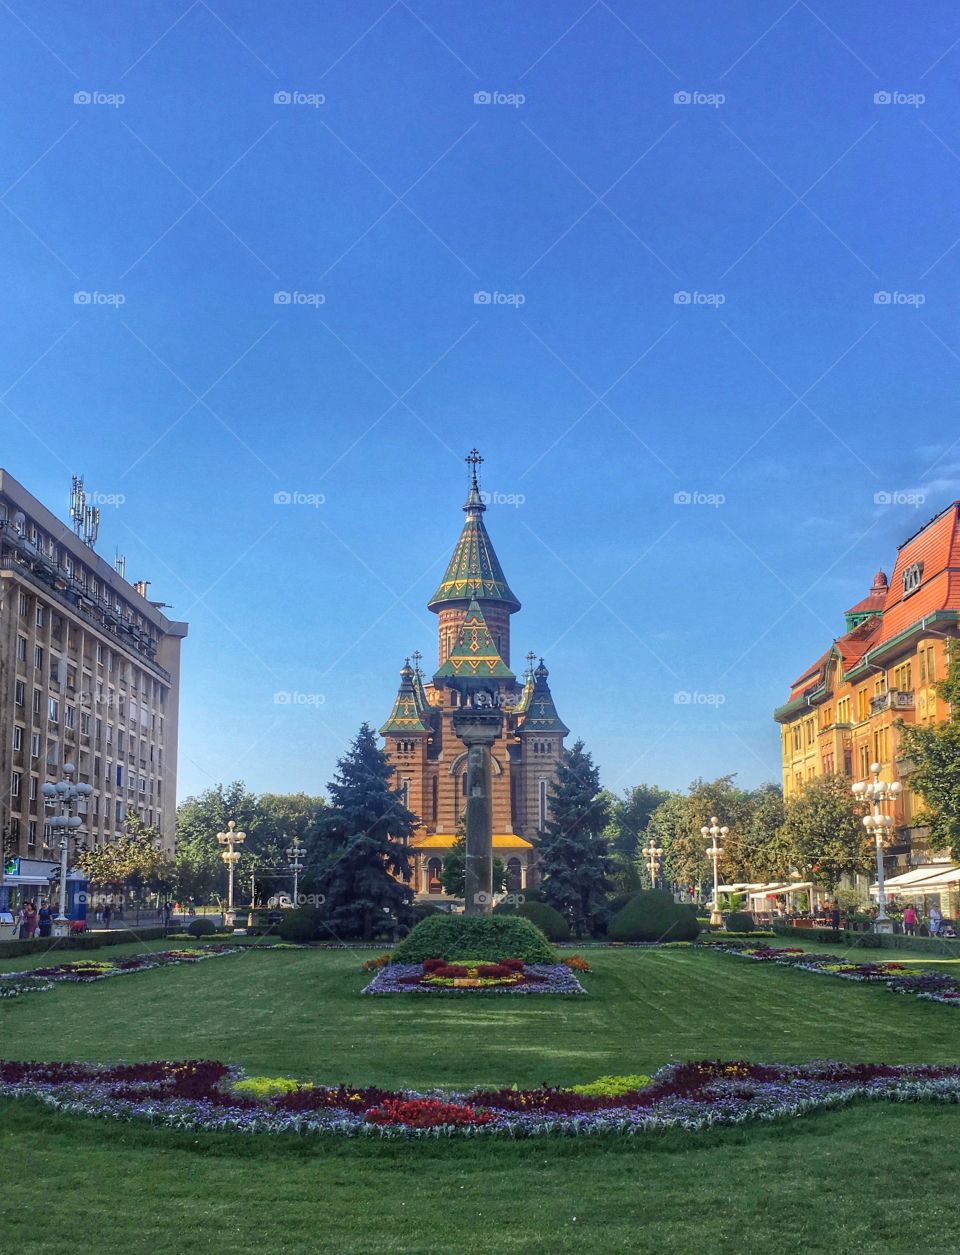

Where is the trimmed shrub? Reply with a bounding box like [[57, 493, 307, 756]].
[[608, 890, 701, 944], [186, 917, 218, 938], [277, 907, 325, 943], [391, 913, 556, 964], [0, 927, 166, 960], [725, 912, 755, 934], [493, 899, 570, 942]]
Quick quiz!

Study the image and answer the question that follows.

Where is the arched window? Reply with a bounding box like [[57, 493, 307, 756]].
[[431, 776, 438, 822], [506, 857, 522, 893], [427, 858, 443, 894], [538, 778, 548, 830]]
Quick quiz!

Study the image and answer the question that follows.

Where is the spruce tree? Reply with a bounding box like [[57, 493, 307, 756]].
[[310, 723, 416, 940], [537, 740, 613, 937]]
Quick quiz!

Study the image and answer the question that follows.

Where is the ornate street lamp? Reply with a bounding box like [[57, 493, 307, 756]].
[[852, 763, 901, 934], [701, 816, 728, 926], [286, 835, 306, 907], [41, 764, 92, 937], [641, 838, 663, 890], [216, 820, 246, 926]]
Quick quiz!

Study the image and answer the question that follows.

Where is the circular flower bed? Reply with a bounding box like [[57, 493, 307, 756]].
[[362, 957, 586, 995]]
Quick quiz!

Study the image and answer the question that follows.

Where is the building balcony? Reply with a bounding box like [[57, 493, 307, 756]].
[[870, 689, 915, 715]]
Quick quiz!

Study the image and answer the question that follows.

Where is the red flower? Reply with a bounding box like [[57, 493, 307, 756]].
[[364, 1098, 494, 1128]]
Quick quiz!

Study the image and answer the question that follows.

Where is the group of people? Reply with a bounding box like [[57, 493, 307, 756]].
[[900, 902, 955, 936], [15, 901, 54, 939]]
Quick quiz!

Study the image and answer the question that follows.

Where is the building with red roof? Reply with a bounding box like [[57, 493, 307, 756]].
[[774, 502, 960, 866]]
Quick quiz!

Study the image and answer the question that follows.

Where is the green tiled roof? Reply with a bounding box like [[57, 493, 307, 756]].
[[380, 660, 428, 734], [521, 659, 569, 734], [434, 600, 515, 681], [428, 484, 521, 612]]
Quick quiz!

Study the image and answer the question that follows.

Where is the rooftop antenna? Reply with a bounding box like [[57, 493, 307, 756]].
[[70, 475, 100, 547], [114, 550, 126, 579]]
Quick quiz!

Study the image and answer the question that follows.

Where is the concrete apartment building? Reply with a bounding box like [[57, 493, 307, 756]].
[[0, 469, 187, 902]]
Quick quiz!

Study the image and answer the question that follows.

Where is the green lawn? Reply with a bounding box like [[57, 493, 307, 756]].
[[2, 941, 959, 1253]]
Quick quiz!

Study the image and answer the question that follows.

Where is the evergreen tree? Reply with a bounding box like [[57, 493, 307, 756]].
[[309, 723, 416, 940], [898, 644, 960, 859], [538, 740, 613, 937]]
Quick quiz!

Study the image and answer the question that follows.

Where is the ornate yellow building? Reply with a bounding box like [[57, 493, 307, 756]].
[[380, 452, 569, 900], [774, 501, 960, 866]]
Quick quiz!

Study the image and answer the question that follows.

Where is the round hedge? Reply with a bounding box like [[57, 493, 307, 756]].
[[725, 911, 755, 934], [276, 906, 324, 943], [493, 900, 570, 941], [608, 890, 701, 943], [186, 917, 217, 937], [391, 913, 556, 964]]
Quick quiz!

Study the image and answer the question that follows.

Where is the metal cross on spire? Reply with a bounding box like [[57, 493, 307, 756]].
[[525, 650, 537, 678], [411, 650, 423, 674], [465, 448, 483, 490]]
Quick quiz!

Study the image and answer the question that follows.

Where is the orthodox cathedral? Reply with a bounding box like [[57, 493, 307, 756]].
[[380, 452, 569, 899]]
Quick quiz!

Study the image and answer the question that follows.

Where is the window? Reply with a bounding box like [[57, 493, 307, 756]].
[[64, 705, 75, 730], [893, 662, 912, 692], [919, 645, 936, 686], [804, 717, 815, 746], [792, 725, 801, 751], [15, 680, 25, 707], [856, 688, 870, 721], [116, 764, 123, 787], [29, 776, 37, 801], [32, 689, 41, 714], [11, 771, 21, 798], [794, 772, 803, 794], [431, 776, 438, 822], [34, 645, 43, 671], [819, 705, 833, 730], [902, 561, 923, 596], [27, 821, 36, 847], [35, 605, 44, 628], [426, 858, 443, 894], [874, 673, 887, 696], [399, 779, 409, 808], [872, 726, 889, 765], [16, 636, 26, 661], [538, 778, 548, 830], [31, 733, 40, 758], [96, 643, 103, 665], [18, 592, 29, 616], [48, 697, 59, 723], [13, 727, 22, 752], [858, 745, 870, 779], [836, 697, 851, 724]]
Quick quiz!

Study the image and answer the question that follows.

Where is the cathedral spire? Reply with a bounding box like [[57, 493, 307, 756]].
[[380, 658, 428, 734], [433, 599, 515, 681], [428, 450, 521, 613], [521, 658, 569, 735]]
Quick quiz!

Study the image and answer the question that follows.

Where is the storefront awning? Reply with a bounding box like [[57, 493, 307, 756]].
[[871, 864, 960, 895]]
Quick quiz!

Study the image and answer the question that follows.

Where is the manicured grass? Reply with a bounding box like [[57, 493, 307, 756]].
[[2, 944, 958, 1085], [4, 942, 959, 1253], [1, 1097, 958, 1254]]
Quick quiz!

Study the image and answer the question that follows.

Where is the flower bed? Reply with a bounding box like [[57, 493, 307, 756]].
[[3, 1057, 960, 1139], [361, 958, 586, 995], [0, 946, 242, 1000], [707, 943, 960, 1007]]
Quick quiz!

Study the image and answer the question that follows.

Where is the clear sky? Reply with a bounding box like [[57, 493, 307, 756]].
[[2, 1, 959, 802]]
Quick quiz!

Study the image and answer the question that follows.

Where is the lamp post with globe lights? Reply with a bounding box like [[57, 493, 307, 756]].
[[41, 764, 93, 937], [701, 817, 728, 926], [216, 820, 246, 927], [287, 835, 306, 907], [852, 763, 902, 934], [641, 838, 663, 890]]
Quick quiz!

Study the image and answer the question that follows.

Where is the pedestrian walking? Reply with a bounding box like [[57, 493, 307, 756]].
[[929, 904, 942, 936], [37, 901, 53, 938], [831, 901, 841, 932], [18, 901, 38, 939], [902, 904, 918, 936], [102, 903, 112, 929]]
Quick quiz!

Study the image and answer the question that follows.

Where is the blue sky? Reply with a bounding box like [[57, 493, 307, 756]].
[[2, 1, 959, 802]]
